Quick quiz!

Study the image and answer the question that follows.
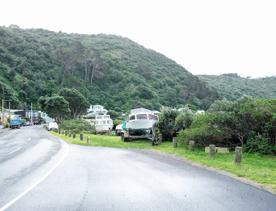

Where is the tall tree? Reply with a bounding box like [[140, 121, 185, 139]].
[[59, 88, 89, 118], [38, 95, 70, 123]]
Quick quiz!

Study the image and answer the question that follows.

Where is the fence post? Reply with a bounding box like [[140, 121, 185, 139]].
[[69, 131, 72, 137], [209, 144, 216, 157], [172, 137, 177, 148], [158, 134, 163, 144], [65, 130, 68, 136], [189, 140, 195, 151], [73, 133, 76, 139], [80, 133, 83, 141], [234, 146, 242, 164], [86, 136, 90, 145]]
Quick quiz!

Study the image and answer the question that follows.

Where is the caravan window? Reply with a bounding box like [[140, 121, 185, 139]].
[[148, 114, 158, 120], [136, 114, 147, 120], [129, 115, 135, 120]]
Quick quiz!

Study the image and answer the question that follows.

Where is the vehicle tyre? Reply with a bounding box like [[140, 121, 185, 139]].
[[121, 133, 129, 142]]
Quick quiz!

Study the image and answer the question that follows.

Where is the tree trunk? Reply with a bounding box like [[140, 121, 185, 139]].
[[238, 134, 244, 146]]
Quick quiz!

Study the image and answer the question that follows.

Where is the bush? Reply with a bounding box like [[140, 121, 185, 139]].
[[157, 107, 180, 141], [177, 113, 227, 147], [245, 133, 272, 155], [60, 119, 95, 133]]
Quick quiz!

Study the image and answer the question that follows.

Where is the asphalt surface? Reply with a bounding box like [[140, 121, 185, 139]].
[[0, 126, 276, 211]]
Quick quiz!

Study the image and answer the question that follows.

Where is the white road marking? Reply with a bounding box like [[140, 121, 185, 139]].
[[0, 140, 69, 211]]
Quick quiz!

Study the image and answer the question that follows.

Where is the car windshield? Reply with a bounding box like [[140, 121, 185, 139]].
[[136, 114, 148, 120], [148, 114, 158, 120]]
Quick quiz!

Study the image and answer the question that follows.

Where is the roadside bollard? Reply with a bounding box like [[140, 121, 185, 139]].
[[80, 133, 83, 141], [158, 134, 163, 144], [209, 144, 216, 158], [189, 140, 195, 151], [65, 131, 68, 136], [73, 133, 76, 139], [172, 137, 177, 148], [69, 131, 72, 137], [234, 146, 242, 164], [86, 136, 90, 145]]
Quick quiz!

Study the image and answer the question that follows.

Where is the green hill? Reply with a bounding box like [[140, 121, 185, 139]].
[[0, 26, 218, 111], [198, 73, 276, 100]]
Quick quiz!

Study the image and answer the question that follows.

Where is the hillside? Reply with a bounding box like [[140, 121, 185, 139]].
[[198, 73, 276, 100], [0, 26, 218, 111]]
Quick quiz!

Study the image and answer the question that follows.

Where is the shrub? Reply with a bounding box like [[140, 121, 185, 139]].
[[60, 119, 95, 133], [175, 106, 194, 131], [244, 133, 272, 155], [157, 107, 180, 141], [177, 113, 227, 147]]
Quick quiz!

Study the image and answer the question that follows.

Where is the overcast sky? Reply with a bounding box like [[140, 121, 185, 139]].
[[0, 0, 275, 78]]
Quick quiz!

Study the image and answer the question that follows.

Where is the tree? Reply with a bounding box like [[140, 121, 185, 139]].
[[157, 107, 180, 140], [59, 88, 89, 118], [175, 106, 194, 131], [38, 95, 70, 123]]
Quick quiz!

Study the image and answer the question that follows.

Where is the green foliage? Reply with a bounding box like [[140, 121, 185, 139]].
[[245, 133, 272, 155], [175, 106, 194, 131], [199, 73, 276, 100], [38, 95, 70, 123], [60, 119, 95, 133], [0, 26, 218, 110], [178, 97, 276, 154], [113, 119, 122, 128], [177, 113, 226, 147], [59, 88, 89, 118], [157, 107, 180, 140]]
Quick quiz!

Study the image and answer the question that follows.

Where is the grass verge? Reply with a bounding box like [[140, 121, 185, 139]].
[[52, 131, 276, 193]]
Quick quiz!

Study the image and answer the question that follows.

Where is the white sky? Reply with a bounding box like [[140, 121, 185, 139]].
[[0, 0, 275, 78]]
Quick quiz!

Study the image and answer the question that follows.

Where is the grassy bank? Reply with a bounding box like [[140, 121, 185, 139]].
[[52, 132, 276, 193]]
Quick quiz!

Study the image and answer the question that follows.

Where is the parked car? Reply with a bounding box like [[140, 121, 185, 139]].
[[10, 117, 23, 129], [47, 122, 59, 131], [24, 121, 32, 126]]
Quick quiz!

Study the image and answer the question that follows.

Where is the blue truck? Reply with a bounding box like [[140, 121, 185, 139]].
[[9, 117, 23, 129]]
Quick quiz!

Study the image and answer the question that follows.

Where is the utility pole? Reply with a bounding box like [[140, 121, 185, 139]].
[[8, 101, 10, 118], [1, 99, 4, 125], [31, 103, 33, 125]]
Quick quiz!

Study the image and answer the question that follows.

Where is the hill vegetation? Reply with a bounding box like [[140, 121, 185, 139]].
[[198, 73, 276, 101], [0, 25, 219, 111]]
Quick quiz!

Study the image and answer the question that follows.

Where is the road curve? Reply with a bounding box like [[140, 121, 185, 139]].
[[0, 127, 276, 211]]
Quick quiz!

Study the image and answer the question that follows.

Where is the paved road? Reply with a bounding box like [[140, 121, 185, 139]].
[[0, 127, 276, 211]]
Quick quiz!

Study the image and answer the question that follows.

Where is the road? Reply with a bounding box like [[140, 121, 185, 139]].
[[0, 126, 276, 211]]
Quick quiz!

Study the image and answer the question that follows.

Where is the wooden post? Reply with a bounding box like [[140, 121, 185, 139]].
[[234, 146, 242, 164], [189, 140, 195, 151], [158, 134, 163, 144], [86, 136, 90, 145], [73, 133, 76, 139], [65, 130, 68, 136], [58, 129, 61, 134], [209, 144, 216, 157], [69, 131, 72, 137], [172, 137, 177, 148], [80, 133, 83, 141]]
